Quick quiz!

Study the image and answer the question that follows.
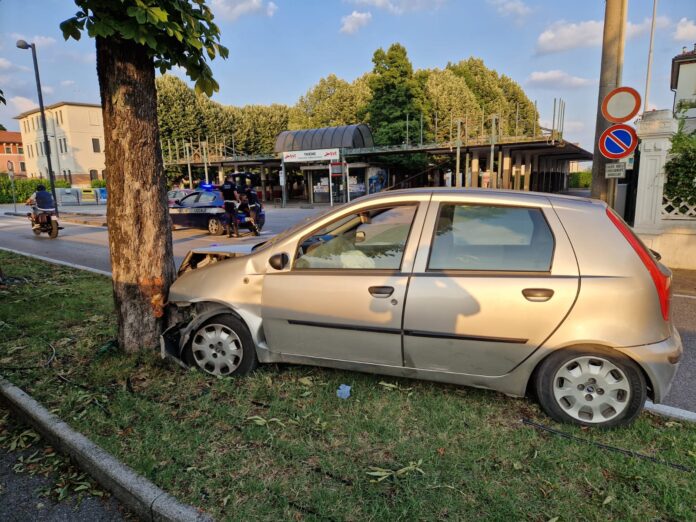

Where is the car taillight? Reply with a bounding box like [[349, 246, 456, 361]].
[[606, 208, 671, 321]]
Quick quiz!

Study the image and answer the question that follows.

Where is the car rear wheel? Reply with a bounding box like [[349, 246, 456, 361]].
[[208, 217, 224, 235], [534, 347, 646, 427], [185, 314, 258, 377]]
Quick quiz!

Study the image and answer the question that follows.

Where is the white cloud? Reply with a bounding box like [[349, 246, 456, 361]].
[[60, 80, 76, 87], [10, 33, 56, 48], [350, 0, 445, 15], [42, 85, 54, 95], [487, 0, 530, 17], [537, 17, 670, 54], [0, 58, 29, 73], [266, 1, 277, 17], [527, 70, 594, 89], [10, 96, 38, 115], [340, 11, 372, 34], [674, 18, 696, 41], [211, 0, 278, 22]]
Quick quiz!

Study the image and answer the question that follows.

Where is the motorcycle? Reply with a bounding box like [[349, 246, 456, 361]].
[[27, 208, 62, 238]]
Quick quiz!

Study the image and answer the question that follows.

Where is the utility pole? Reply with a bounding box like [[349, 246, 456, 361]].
[[185, 140, 193, 189], [455, 119, 462, 187], [489, 115, 497, 189], [406, 113, 410, 145], [644, 0, 658, 113], [591, 0, 627, 203]]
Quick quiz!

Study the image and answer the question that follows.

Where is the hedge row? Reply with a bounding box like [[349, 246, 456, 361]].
[[568, 171, 592, 189], [0, 174, 71, 204]]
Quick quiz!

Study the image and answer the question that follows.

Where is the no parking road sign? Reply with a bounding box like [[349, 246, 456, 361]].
[[598, 124, 638, 160]]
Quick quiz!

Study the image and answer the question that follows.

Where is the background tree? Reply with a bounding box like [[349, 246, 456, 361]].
[[289, 73, 372, 130], [61, 0, 227, 352], [366, 44, 426, 146], [497, 75, 538, 136], [424, 68, 482, 142], [448, 58, 510, 134]]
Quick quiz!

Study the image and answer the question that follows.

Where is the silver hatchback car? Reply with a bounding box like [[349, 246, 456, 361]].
[[162, 189, 682, 428]]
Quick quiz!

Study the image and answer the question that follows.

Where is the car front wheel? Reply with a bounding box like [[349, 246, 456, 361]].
[[184, 314, 258, 377], [534, 347, 646, 427]]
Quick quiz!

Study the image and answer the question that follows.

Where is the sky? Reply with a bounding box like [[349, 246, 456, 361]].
[[1, 0, 695, 151]]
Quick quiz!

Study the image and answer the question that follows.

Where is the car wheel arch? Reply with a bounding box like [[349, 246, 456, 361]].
[[525, 343, 655, 402], [175, 302, 251, 358]]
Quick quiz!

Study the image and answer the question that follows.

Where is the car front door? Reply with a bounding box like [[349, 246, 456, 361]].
[[192, 192, 219, 229], [402, 194, 580, 377], [170, 192, 200, 227], [261, 198, 428, 366]]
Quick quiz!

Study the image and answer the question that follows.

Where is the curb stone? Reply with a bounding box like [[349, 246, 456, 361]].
[[0, 377, 213, 522]]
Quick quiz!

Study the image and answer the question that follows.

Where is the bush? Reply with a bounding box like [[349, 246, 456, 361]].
[[664, 122, 696, 206], [568, 170, 592, 188], [90, 179, 107, 188], [0, 174, 70, 204]]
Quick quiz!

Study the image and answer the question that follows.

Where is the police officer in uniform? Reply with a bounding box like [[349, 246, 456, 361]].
[[220, 175, 240, 238]]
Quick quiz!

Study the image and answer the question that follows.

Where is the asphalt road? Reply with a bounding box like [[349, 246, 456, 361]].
[[1, 208, 694, 413]]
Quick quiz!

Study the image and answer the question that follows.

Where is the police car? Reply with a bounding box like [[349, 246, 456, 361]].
[[169, 189, 265, 236]]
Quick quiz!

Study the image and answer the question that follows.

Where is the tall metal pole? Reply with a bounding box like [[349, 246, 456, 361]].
[[406, 113, 410, 145], [455, 119, 462, 188], [489, 115, 497, 189], [591, 0, 628, 203], [8, 165, 17, 213], [644, 0, 658, 113], [419, 112, 423, 145], [24, 43, 59, 216], [185, 141, 193, 189]]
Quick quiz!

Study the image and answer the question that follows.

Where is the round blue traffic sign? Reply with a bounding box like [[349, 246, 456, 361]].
[[598, 124, 638, 160]]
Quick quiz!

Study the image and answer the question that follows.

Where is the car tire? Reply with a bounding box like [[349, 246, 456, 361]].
[[534, 346, 646, 428], [207, 217, 224, 235], [184, 313, 258, 377]]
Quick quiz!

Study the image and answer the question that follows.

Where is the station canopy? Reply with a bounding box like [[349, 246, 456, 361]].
[[274, 124, 374, 153]]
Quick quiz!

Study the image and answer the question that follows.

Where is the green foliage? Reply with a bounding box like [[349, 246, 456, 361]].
[[60, 0, 227, 96], [664, 122, 696, 205], [366, 44, 427, 146], [423, 68, 482, 142], [0, 175, 70, 204], [569, 170, 592, 189], [90, 179, 107, 188], [289, 74, 372, 130]]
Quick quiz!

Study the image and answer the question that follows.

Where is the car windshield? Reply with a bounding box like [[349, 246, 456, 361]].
[[252, 206, 339, 253]]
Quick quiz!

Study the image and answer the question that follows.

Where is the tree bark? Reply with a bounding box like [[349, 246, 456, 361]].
[[96, 37, 175, 352]]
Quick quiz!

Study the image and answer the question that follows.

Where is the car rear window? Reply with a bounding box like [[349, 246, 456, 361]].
[[428, 204, 554, 272]]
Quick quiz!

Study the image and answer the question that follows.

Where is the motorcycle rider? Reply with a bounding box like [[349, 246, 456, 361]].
[[220, 174, 240, 238], [25, 184, 55, 229]]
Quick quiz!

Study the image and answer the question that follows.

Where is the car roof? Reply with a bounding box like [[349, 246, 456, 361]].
[[362, 187, 604, 210]]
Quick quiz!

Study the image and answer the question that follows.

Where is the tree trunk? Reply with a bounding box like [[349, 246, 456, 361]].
[[96, 37, 175, 353]]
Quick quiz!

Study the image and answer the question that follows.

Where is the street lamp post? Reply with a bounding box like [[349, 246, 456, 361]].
[[16, 39, 59, 217]]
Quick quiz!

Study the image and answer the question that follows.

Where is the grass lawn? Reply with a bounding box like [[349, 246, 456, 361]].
[[0, 250, 695, 521]]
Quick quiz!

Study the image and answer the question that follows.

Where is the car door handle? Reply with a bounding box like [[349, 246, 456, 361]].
[[522, 288, 554, 302], [369, 286, 394, 298]]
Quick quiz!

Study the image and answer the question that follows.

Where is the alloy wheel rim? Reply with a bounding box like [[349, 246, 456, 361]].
[[552, 355, 631, 423], [191, 323, 243, 376], [209, 219, 221, 234]]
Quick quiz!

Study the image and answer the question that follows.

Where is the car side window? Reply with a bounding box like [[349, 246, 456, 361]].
[[428, 204, 554, 271], [294, 205, 417, 270], [197, 193, 216, 204], [179, 193, 199, 207]]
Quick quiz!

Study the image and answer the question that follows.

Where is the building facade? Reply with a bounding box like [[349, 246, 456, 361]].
[[0, 130, 26, 177], [15, 102, 105, 186], [671, 43, 696, 132]]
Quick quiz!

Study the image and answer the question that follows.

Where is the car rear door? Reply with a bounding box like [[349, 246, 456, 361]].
[[402, 193, 579, 377], [261, 197, 429, 366]]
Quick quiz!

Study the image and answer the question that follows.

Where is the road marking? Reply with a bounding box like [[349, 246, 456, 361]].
[[674, 293, 696, 300], [0, 247, 112, 277], [645, 402, 696, 423]]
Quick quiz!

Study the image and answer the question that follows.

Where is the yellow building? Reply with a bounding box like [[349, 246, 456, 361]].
[[15, 101, 105, 186]]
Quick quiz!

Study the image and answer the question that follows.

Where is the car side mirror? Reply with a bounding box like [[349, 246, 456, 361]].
[[174, 199, 181, 205], [269, 253, 289, 270]]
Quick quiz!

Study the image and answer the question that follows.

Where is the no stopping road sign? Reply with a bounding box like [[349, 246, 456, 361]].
[[598, 124, 638, 160]]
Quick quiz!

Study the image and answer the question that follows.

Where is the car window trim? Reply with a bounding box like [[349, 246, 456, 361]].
[[425, 201, 557, 274], [291, 201, 421, 273]]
